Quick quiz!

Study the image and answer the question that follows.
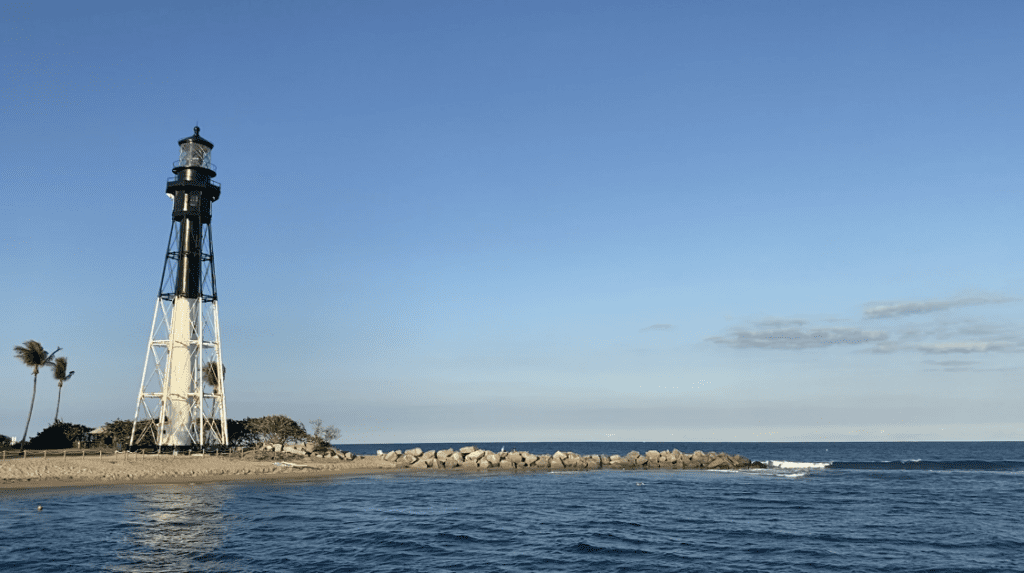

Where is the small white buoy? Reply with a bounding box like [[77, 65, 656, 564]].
[[37, 505, 42, 511]]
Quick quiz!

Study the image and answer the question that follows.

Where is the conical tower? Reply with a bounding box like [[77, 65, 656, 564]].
[[131, 127, 228, 449]]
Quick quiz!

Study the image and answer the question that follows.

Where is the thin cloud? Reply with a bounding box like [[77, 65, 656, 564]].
[[914, 341, 1022, 354], [708, 327, 888, 350], [752, 318, 807, 328], [923, 358, 1020, 373], [864, 294, 1017, 319], [640, 324, 673, 332]]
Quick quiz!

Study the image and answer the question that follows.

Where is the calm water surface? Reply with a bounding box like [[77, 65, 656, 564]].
[[1, 442, 1021, 572]]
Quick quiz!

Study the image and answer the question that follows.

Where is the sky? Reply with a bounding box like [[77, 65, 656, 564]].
[[2, 1, 1022, 444]]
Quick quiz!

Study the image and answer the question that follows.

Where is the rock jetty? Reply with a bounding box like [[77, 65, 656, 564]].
[[373, 446, 766, 471]]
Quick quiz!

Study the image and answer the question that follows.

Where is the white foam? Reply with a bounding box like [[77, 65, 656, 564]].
[[767, 460, 830, 470]]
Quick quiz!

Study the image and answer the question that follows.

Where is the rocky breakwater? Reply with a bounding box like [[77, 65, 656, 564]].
[[262, 442, 356, 460], [378, 446, 766, 471]]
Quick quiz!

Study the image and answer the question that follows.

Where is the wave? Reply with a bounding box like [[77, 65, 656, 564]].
[[766, 461, 831, 470], [763, 460, 1024, 471], [828, 460, 1024, 471]]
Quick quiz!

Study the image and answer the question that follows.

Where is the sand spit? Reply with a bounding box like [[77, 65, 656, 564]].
[[0, 447, 765, 491]]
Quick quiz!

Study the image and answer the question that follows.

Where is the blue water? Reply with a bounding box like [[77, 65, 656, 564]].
[[2, 442, 1021, 572]]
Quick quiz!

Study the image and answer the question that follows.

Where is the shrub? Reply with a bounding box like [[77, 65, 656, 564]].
[[308, 419, 341, 450], [100, 418, 157, 449], [27, 422, 93, 449], [244, 415, 308, 446]]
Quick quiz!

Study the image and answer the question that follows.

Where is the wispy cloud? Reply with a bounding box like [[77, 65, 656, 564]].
[[914, 341, 1022, 354], [711, 295, 1024, 355], [864, 294, 1017, 319], [752, 318, 807, 328], [640, 324, 673, 332], [922, 358, 1021, 372], [707, 327, 887, 350]]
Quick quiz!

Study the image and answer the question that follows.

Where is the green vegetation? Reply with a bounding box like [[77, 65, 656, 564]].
[[27, 421, 92, 449], [308, 418, 341, 449], [245, 415, 308, 446], [103, 418, 157, 449]]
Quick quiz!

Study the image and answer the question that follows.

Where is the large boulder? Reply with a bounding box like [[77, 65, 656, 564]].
[[459, 446, 477, 454], [404, 447, 423, 457], [507, 453, 523, 464], [466, 450, 486, 462], [411, 459, 429, 469], [384, 450, 399, 462], [499, 460, 513, 469], [707, 456, 729, 469], [524, 454, 539, 466], [552, 451, 568, 461], [484, 452, 501, 465], [478, 460, 491, 469]]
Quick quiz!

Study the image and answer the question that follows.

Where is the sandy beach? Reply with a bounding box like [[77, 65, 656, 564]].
[[0, 446, 760, 491], [0, 452, 405, 490]]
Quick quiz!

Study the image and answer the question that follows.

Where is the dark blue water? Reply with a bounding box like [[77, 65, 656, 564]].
[[2, 442, 1021, 572]]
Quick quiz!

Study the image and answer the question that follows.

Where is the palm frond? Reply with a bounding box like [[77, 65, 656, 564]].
[[14, 340, 52, 373], [52, 356, 68, 380], [202, 361, 226, 389]]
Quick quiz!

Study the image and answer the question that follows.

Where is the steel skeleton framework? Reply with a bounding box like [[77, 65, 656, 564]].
[[131, 128, 228, 449]]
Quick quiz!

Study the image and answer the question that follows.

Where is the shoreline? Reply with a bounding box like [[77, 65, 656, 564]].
[[0, 446, 762, 492]]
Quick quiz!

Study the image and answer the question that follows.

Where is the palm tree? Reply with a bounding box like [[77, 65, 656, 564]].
[[202, 361, 226, 394], [13, 341, 61, 451], [52, 356, 75, 424]]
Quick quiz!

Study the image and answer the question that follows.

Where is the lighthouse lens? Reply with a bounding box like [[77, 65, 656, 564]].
[[179, 141, 212, 169]]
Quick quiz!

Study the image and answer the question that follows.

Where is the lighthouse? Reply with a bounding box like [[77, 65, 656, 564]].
[[131, 127, 228, 449]]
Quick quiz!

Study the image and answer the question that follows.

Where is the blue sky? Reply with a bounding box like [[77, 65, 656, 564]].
[[3, 1, 1022, 443]]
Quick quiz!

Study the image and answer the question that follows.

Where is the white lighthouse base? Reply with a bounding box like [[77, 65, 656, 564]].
[[162, 296, 199, 447]]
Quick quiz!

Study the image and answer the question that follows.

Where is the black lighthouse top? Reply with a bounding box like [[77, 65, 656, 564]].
[[168, 126, 220, 202], [173, 126, 217, 175]]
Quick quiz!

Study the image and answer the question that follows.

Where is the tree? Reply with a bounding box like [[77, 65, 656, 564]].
[[226, 418, 257, 447], [202, 361, 225, 394], [103, 418, 156, 449], [245, 415, 307, 446], [27, 421, 92, 450], [13, 340, 60, 451], [308, 419, 341, 449], [51, 356, 75, 423]]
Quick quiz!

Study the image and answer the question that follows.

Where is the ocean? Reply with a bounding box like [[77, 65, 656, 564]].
[[1, 441, 1021, 572]]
